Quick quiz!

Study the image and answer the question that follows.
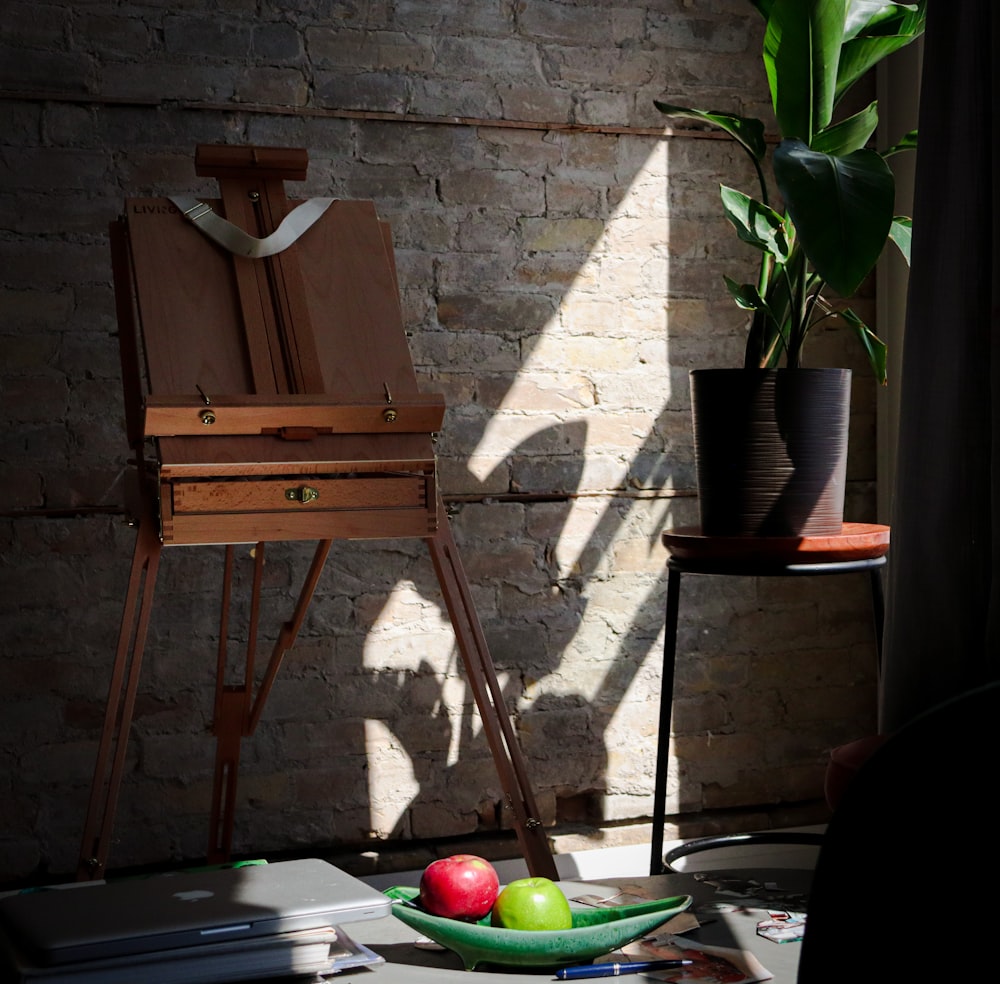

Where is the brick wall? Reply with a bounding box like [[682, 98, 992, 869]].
[[0, 1, 880, 883]]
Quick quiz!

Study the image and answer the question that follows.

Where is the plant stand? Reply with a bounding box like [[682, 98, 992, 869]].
[[649, 524, 889, 875]]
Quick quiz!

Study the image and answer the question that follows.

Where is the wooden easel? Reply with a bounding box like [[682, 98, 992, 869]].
[[78, 145, 556, 881]]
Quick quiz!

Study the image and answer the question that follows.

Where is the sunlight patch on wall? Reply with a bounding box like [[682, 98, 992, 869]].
[[469, 140, 670, 583], [361, 580, 455, 670], [362, 594, 507, 770], [365, 718, 419, 838]]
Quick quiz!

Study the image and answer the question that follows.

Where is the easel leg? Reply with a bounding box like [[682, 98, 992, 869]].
[[426, 496, 557, 879], [77, 517, 162, 880], [248, 541, 333, 733], [207, 541, 333, 862], [207, 685, 246, 864], [206, 544, 257, 864]]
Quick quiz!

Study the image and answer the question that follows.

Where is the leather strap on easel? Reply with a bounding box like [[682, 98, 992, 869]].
[[169, 194, 336, 258]]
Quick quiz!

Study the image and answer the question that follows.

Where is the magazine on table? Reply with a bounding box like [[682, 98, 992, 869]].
[[616, 931, 772, 983]]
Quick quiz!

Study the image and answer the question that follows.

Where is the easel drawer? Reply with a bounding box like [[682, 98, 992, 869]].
[[170, 475, 428, 513], [161, 508, 437, 545], [160, 473, 437, 545]]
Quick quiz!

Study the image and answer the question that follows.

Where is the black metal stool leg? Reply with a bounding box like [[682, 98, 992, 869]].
[[650, 564, 681, 875], [870, 566, 886, 671]]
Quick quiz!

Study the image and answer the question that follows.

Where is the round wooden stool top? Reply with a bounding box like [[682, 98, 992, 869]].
[[662, 523, 890, 573]]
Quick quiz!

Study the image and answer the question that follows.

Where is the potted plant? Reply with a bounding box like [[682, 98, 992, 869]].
[[657, 0, 925, 536]]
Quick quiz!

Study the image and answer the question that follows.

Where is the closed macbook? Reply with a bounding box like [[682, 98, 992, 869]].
[[0, 859, 391, 966]]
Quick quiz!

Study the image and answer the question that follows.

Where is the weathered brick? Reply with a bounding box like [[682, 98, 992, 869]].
[[520, 216, 604, 253], [251, 22, 304, 63], [235, 68, 310, 107], [0, 0, 884, 885], [498, 85, 575, 126], [78, 14, 152, 57], [162, 16, 252, 60], [307, 28, 431, 73], [0, 47, 91, 94]]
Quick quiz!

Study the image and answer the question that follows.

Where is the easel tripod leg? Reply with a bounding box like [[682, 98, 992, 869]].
[[77, 518, 162, 880], [206, 545, 256, 865], [207, 541, 334, 862], [426, 496, 557, 879]]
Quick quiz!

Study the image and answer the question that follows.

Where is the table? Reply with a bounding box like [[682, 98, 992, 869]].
[[351, 870, 812, 982], [649, 525, 890, 875]]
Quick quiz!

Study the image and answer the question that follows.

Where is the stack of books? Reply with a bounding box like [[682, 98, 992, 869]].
[[1, 923, 382, 983], [0, 860, 388, 984]]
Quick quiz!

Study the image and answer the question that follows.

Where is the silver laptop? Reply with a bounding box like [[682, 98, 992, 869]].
[[0, 859, 391, 967]]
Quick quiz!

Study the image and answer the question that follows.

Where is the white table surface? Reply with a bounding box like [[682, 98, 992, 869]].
[[348, 869, 811, 983]]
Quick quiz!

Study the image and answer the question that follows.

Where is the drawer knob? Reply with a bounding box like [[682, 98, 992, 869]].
[[285, 485, 320, 504]]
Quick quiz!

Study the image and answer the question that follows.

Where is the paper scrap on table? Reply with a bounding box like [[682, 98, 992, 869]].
[[571, 893, 652, 908], [755, 911, 806, 944], [570, 894, 702, 935], [620, 932, 772, 983]]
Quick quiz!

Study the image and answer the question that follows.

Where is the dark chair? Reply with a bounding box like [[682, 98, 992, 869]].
[[824, 733, 890, 811], [797, 681, 1000, 983]]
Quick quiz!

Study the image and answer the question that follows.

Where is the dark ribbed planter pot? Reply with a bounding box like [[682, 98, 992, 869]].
[[690, 368, 851, 537]]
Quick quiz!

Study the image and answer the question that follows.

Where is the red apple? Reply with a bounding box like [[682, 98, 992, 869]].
[[418, 854, 500, 920]]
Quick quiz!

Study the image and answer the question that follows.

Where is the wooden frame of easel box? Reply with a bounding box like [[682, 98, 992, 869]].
[[78, 145, 556, 881]]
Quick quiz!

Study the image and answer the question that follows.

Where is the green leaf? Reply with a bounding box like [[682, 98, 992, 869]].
[[888, 216, 912, 264], [843, 1, 922, 42], [773, 139, 895, 296], [812, 101, 878, 155], [654, 103, 767, 161], [720, 186, 790, 261], [724, 276, 766, 311], [838, 35, 920, 102], [763, 0, 847, 143], [882, 128, 917, 157], [836, 3, 927, 104], [747, 0, 775, 20], [839, 306, 888, 384]]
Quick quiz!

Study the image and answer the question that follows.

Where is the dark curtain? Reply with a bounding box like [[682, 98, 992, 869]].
[[880, 0, 1000, 731]]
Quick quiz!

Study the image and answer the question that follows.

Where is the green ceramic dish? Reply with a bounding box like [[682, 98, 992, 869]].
[[384, 886, 692, 971]]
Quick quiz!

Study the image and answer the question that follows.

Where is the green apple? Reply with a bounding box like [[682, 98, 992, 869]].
[[490, 877, 572, 931]]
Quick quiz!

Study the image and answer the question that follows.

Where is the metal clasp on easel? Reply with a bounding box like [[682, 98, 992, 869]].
[[285, 485, 320, 504], [196, 384, 216, 425], [383, 381, 397, 423]]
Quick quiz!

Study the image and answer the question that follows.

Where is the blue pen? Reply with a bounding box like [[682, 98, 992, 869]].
[[555, 958, 693, 979]]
